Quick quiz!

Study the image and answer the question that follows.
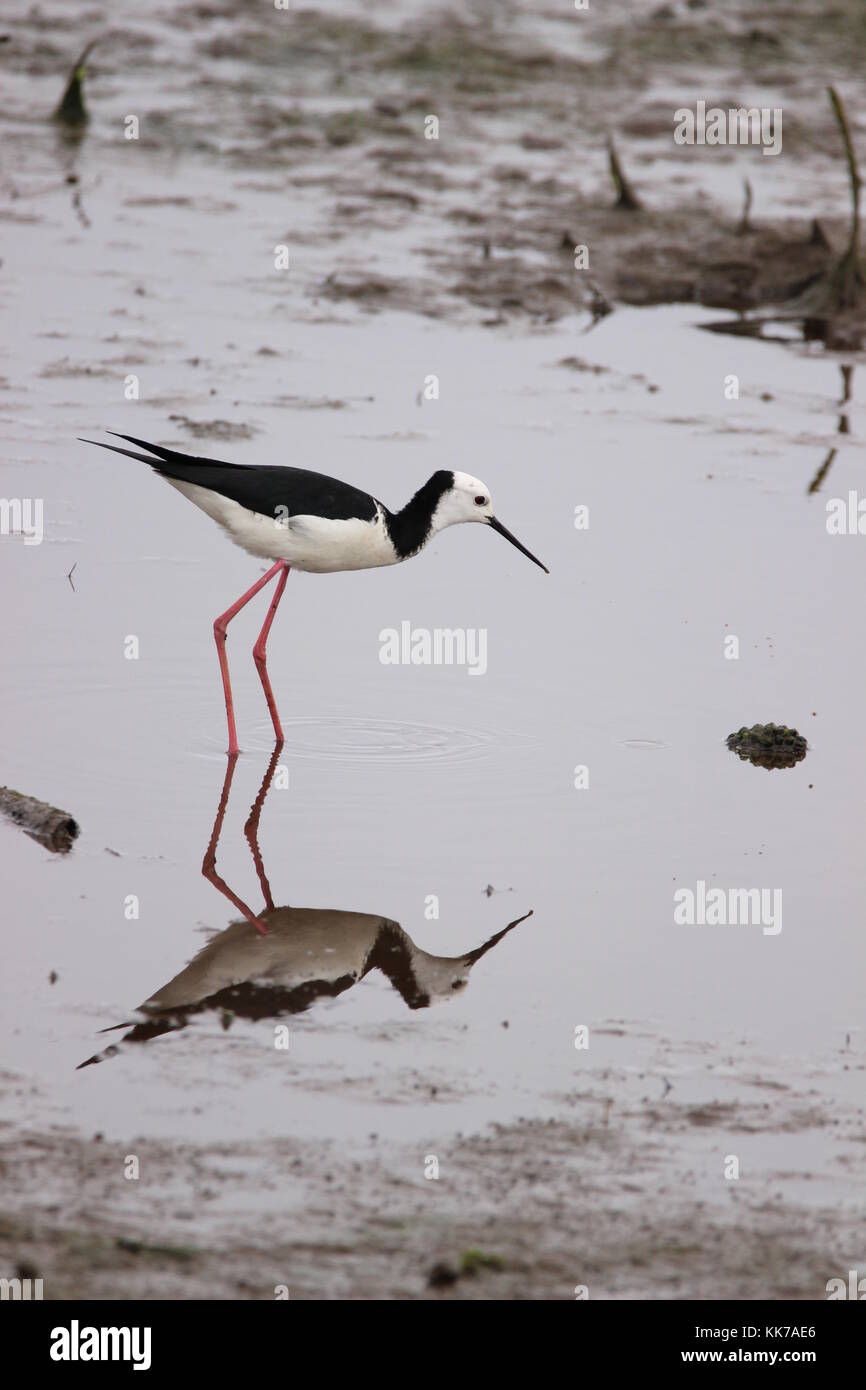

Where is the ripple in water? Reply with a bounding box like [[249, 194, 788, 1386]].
[[200, 722, 511, 767], [244, 716, 505, 766]]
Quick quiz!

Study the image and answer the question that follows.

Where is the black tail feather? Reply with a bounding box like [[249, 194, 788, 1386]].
[[79, 431, 376, 522], [108, 432, 247, 470], [80, 432, 249, 476], [78, 437, 160, 466], [108, 432, 200, 466]]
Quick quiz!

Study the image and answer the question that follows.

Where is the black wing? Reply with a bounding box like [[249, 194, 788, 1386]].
[[82, 433, 382, 522]]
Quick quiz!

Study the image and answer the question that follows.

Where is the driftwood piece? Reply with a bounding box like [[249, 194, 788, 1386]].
[[0, 786, 79, 853]]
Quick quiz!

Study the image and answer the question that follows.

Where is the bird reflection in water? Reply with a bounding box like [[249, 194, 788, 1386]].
[[79, 749, 531, 1066]]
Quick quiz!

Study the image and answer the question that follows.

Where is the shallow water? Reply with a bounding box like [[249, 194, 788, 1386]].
[[1, 0, 865, 1222]]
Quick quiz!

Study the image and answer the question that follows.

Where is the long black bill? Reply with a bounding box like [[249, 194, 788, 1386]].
[[488, 517, 549, 574], [461, 910, 534, 966]]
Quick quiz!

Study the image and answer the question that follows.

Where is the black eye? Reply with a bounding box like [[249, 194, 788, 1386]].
[[474, 495, 487, 506]]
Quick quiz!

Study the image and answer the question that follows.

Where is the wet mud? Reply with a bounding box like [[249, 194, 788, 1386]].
[[3, 1039, 864, 1300]]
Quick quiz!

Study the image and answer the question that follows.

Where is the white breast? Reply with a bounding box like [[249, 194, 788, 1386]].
[[167, 480, 400, 573]]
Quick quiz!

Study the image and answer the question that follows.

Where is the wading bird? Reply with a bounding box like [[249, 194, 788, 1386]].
[[83, 433, 548, 753]]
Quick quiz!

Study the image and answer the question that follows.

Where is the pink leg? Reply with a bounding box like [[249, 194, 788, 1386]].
[[244, 744, 283, 913], [252, 564, 290, 744], [201, 752, 268, 935], [214, 561, 286, 756]]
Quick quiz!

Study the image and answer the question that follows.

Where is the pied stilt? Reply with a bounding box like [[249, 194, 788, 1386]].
[[82, 432, 549, 754]]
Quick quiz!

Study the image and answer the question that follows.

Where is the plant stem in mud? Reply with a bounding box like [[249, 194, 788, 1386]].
[[827, 85, 865, 306], [53, 42, 97, 125], [608, 139, 643, 212]]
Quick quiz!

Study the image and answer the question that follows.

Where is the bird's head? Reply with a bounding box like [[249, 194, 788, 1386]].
[[432, 471, 549, 573]]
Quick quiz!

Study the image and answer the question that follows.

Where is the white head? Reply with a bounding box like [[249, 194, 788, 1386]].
[[432, 470, 496, 527], [406, 910, 532, 1006], [429, 470, 549, 572]]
